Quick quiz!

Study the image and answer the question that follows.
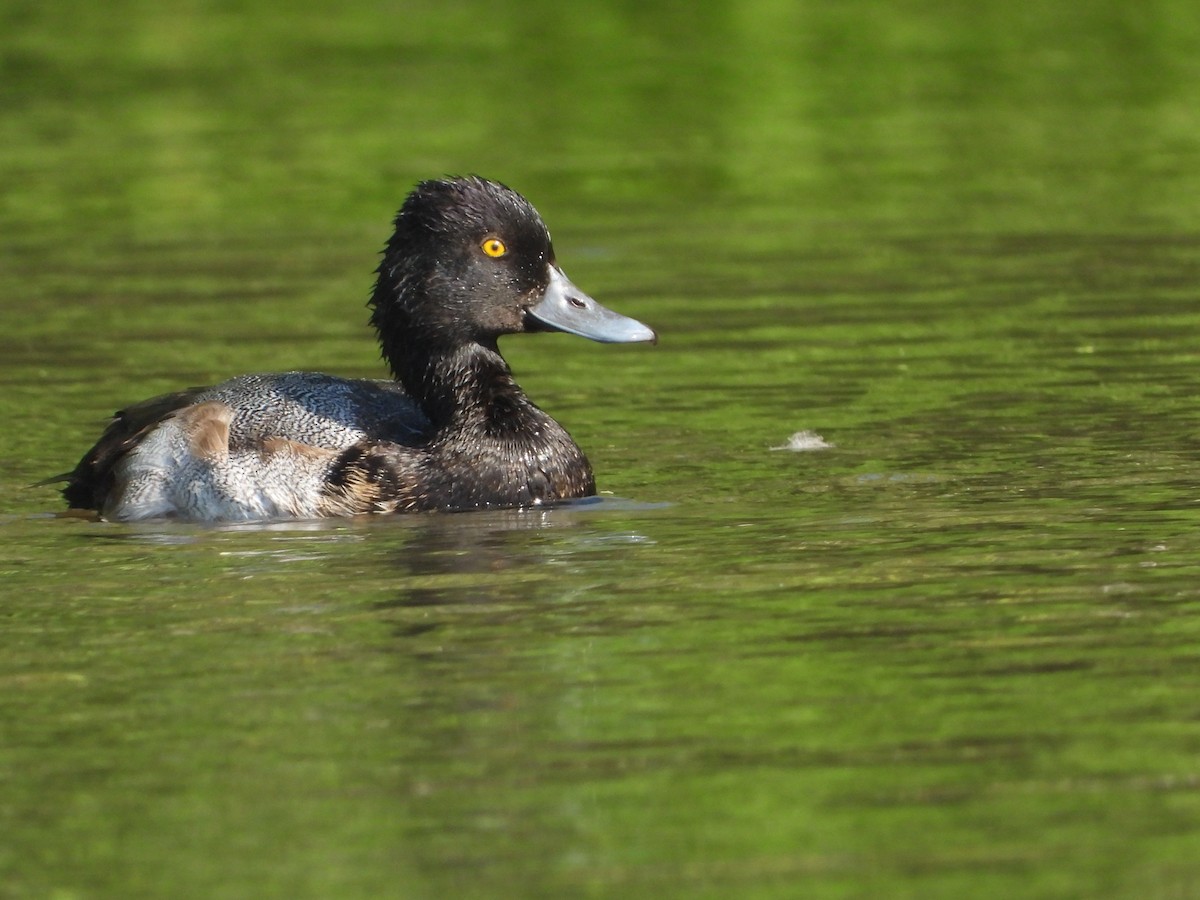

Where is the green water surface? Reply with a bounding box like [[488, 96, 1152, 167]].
[[3, 2, 1200, 898]]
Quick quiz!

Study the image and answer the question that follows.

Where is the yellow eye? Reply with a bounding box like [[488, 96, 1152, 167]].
[[481, 237, 507, 258]]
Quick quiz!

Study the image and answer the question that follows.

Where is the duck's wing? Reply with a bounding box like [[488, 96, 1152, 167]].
[[198, 373, 429, 450], [52, 374, 431, 515], [57, 387, 212, 511]]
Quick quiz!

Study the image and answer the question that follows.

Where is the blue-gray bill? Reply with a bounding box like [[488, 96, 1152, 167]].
[[527, 266, 657, 344]]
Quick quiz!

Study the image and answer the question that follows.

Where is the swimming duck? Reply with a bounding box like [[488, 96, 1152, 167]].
[[57, 176, 656, 522]]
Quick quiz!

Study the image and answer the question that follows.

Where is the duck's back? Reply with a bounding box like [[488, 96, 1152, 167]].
[[63, 372, 429, 516], [192, 372, 426, 448]]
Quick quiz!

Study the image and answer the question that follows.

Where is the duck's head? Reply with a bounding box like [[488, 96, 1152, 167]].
[[370, 176, 656, 364]]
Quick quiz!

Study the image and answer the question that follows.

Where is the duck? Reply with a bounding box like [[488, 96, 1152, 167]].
[[56, 176, 656, 522]]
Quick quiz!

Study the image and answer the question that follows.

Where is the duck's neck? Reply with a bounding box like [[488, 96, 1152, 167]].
[[400, 339, 537, 436], [370, 271, 545, 431]]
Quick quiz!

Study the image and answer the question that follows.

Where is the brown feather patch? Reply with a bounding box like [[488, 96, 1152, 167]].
[[260, 437, 339, 462], [177, 402, 233, 461]]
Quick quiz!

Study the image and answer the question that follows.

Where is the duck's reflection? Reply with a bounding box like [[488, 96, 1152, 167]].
[[369, 498, 654, 609], [78, 496, 660, 610]]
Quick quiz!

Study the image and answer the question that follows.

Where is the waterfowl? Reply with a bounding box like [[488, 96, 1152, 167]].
[[57, 176, 656, 522]]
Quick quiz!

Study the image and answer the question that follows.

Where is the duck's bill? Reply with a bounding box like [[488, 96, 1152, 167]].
[[527, 266, 657, 344]]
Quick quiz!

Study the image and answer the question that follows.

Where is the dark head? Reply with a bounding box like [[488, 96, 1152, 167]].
[[368, 176, 655, 380]]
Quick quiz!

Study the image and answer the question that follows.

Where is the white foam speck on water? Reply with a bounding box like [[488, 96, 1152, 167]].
[[770, 430, 835, 452]]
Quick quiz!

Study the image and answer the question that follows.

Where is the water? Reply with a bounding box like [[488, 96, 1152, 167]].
[[4, 2, 1200, 897]]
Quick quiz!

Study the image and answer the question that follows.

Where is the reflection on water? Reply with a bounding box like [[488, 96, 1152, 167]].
[[63, 499, 664, 608]]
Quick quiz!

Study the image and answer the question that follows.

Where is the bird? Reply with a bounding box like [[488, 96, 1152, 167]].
[[54, 176, 656, 522]]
